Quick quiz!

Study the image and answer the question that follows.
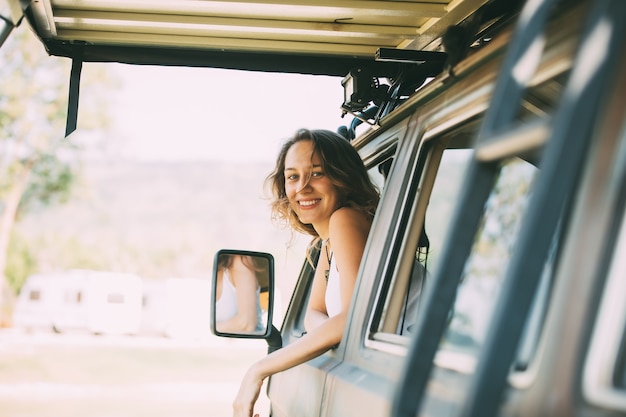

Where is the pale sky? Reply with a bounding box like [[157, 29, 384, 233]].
[[106, 64, 347, 162]]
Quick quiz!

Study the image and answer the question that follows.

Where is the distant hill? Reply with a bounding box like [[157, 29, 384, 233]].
[[15, 153, 469, 298], [16, 159, 309, 296]]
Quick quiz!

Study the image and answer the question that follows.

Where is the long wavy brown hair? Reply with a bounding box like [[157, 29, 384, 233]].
[[265, 129, 380, 238]]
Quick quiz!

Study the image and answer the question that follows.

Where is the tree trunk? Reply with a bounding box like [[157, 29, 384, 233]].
[[0, 163, 33, 326]]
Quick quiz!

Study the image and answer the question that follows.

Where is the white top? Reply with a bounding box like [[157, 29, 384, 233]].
[[215, 269, 238, 322], [325, 254, 342, 318]]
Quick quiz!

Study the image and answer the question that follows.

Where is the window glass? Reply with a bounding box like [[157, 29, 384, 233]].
[[368, 160, 388, 191], [371, 144, 472, 339], [512, 223, 559, 371], [399, 149, 473, 336], [425, 149, 473, 274], [440, 158, 537, 356]]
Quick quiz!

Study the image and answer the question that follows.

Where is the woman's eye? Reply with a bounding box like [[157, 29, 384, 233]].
[[286, 174, 298, 181], [311, 171, 324, 178]]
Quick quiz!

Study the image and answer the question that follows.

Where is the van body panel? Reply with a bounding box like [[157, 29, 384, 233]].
[[268, 353, 339, 417]]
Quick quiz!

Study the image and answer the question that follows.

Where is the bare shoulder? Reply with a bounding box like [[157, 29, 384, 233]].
[[329, 207, 372, 233], [329, 207, 373, 262]]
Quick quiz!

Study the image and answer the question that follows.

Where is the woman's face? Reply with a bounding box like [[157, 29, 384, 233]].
[[284, 140, 341, 237]]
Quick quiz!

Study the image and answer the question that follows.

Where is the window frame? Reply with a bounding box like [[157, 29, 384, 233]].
[[582, 185, 626, 412], [363, 123, 479, 354]]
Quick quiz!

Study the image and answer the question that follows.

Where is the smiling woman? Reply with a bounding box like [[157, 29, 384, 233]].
[[230, 128, 380, 417]]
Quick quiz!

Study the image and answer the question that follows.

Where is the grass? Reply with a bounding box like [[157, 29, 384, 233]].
[[0, 330, 270, 417], [0, 344, 254, 384]]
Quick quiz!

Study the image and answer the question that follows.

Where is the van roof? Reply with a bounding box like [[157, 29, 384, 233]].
[[23, 0, 490, 76]]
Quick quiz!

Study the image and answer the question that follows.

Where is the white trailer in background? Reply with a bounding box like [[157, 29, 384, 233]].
[[51, 270, 90, 332], [13, 270, 143, 335], [13, 272, 68, 331], [85, 271, 143, 335], [14, 271, 215, 338], [138, 278, 168, 336]]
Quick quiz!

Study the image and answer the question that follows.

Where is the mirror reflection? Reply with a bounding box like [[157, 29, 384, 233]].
[[214, 253, 270, 335]]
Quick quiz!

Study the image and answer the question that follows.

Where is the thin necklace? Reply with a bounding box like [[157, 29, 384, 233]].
[[324, 240, 333, 282]]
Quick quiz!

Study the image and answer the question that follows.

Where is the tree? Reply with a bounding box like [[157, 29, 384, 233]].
[[0, 23, 114, 324]]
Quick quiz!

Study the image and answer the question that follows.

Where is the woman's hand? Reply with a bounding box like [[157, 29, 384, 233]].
[[233, 365, 264, 417]]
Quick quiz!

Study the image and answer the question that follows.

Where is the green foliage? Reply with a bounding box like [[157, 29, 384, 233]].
[[33, 234, 110, 273], [0, 26, 70, 142], [55, 236, 109, 271], [0, 23, 118, 299], [5, 232, 36, 294], [0, 24, 76, 214], [19, 153, 76, 212]]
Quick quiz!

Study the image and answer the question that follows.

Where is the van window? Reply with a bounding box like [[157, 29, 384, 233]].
[[370, 137, 473, 341], [511, 226, 558, 372], [368, 158, 389, 191], [425, 149, 473, 272], [441, 157, 537, 356]]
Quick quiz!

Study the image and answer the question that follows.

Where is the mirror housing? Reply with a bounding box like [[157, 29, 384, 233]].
[[211, 249, 282, 351]]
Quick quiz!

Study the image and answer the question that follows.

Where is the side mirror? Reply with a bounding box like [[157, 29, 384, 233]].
[[211, 249, 282, 351]]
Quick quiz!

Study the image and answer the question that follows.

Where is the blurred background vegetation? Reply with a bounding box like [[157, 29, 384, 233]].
[[0, 23, 116, 323], [0, 22, 464, 328], [0, 23, 306, 327]]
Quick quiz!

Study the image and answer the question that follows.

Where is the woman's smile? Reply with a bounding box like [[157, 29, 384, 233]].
[[298, 198, 321, 208]]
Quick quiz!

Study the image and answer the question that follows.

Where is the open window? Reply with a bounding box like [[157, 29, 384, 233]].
[[281, 127, 403, 342], [439, 157, 538, 357], [368, 130, 475, 346]]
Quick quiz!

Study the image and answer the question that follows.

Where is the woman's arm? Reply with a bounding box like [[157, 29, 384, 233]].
[[217, 255, 260, 333], [234, 311, 348, 417], [254, 205, 370, 373], [234, 207, 372, 417]]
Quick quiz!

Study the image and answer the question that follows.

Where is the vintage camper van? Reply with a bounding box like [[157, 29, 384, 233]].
[[4, 0, 625, 416]]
